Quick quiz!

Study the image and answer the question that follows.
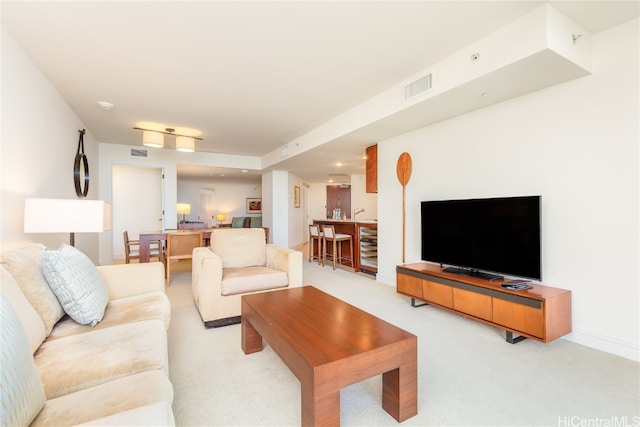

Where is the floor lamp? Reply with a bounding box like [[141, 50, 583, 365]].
[[24, 198, 111, 246]]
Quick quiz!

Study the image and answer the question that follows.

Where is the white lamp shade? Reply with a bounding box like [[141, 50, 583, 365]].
[[216, 214, 226, 221], [142, 130, 164, 148], [24, 198, 111, 233], [176, 136, 195, 152], [176, 203, 191, 215]]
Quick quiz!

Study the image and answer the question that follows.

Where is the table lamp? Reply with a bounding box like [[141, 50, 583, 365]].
[[24, 198, 111, 246], [216, 214, 226, 225], [177, 203, 191, 223]]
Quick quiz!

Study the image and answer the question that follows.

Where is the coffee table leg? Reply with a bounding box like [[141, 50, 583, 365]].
[[241, 317, 263, 354], [382, 360, 418, 422], [301, 381, 340, 427]]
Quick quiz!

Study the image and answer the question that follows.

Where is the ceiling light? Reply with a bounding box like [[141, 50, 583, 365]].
[[97, 101, 114, 110], [134, 126, 203, 152], [142, 130, 164, 148], [176, 136, 195, 152]]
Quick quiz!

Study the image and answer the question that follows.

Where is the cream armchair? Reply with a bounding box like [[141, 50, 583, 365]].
[[192, 228, 302, 327]]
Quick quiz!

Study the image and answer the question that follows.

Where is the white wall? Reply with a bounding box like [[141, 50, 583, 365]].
[[287, 173, 305, 248], [307, 182, 329, 221], [350, 175, 378, 220], [377, 19, 639, 361], [176, 178, 262, 225], [0, 30, 102, 261], [261, 171, 289, 246]]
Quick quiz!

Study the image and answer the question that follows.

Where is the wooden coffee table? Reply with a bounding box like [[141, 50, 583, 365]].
[[241, 286, 417, 426]]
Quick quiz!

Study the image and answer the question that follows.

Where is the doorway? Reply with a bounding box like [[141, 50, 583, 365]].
[[112, 165, 164, 260], [198, 188, 215, 226]]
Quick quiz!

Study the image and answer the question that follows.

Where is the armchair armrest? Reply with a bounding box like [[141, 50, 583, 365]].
[[266, 245, 303, 287], [97, 262, 165, 300], [192, 247, 224, 321]]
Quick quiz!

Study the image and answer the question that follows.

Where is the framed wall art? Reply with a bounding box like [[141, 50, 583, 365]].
[[246, 198, 262, 214]]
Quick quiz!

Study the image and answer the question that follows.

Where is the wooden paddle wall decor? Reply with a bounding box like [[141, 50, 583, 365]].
[[396, 152, 412, 263]]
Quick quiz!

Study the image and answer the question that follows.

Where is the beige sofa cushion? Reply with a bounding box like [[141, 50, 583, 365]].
[[0, 244, 65, 335], [209, 228, 266, 268], [31, 370, 173, 427], [1, 295, 46, 426], [77, 402, 175, 427], [47, 291, 171, 340], [221, 267, 289, 296], [34, 319, 168, 399], [1, 266, 46, 353]]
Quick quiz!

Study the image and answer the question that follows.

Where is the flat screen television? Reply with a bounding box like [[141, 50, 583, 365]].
[[421, 195, 541, 281]]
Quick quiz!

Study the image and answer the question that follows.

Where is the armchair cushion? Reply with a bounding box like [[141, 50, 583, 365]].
[[221, 266, 288, 296], [209, 228, 266, 268], [231, 217, 245, 228], [250, 216, 262, 228]]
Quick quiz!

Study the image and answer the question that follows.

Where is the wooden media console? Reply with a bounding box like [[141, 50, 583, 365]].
[[396, 262, 572, 344]]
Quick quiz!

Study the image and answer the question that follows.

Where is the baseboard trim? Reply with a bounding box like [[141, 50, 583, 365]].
[[563, 328, 639, 362], [205, 316, 242, 328]]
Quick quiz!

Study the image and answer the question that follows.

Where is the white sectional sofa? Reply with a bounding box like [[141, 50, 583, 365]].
[[1, 243, 174, 426]]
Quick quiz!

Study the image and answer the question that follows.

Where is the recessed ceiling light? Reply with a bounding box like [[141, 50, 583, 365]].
[[241, 170, 248, 173]]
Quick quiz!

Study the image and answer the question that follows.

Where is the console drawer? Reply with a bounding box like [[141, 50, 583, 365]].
[[453, 288, 492, 321], [422, 279, 453, 308], [493, 298, 544, 338], [397, 273, 422, 299]]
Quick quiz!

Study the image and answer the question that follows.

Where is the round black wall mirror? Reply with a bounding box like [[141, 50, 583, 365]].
[[74, 129, 89, 198]]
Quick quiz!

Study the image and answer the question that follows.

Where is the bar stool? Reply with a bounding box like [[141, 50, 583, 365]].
[[321, 225, 354, 270], [308, 224, 323, 264]]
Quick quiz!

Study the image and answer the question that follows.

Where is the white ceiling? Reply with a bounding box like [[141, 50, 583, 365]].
[[2, 1, 638, 183]]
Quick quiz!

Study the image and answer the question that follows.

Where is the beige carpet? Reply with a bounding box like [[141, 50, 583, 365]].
[[165, 259, 639, 426]]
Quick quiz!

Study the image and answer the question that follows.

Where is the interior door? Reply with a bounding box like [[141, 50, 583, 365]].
[[198, 188, 215, 226], [112, 165, 164, 260], [326, 185, 351, 219]]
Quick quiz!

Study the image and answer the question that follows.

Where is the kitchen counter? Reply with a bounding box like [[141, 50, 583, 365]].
[[312, 220, 378, 273]]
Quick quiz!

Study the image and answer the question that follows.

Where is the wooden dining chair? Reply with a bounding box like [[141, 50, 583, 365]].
[[165, 231, 203, 286], [123, 231, 164, 264]]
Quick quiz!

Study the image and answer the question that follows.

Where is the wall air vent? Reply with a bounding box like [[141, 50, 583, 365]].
[[130, 149, 148, 157], [403, 73, 432, 100]]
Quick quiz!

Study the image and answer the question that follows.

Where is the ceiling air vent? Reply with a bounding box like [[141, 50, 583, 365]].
[[403, 73, 432, 100], [130, 149, 148, 157]]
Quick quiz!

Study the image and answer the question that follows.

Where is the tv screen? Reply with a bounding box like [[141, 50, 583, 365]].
[[421, 195, 541, 280]]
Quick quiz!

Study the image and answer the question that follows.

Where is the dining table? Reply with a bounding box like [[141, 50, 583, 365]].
[[138, 229, 213, 263]]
